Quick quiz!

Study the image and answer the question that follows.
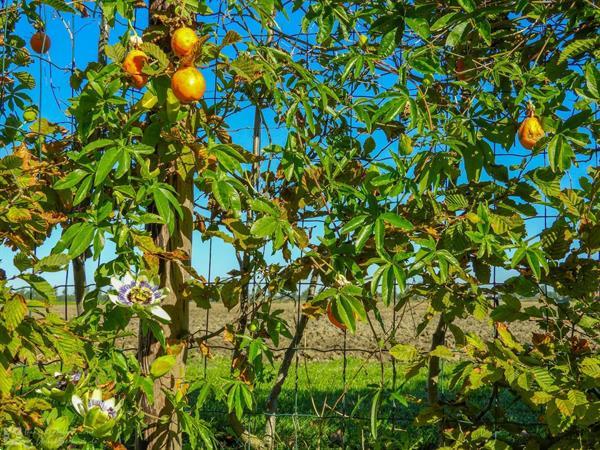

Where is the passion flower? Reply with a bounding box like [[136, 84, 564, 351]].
[[109, 274, 170, 321], [72, 388, 122, 438]]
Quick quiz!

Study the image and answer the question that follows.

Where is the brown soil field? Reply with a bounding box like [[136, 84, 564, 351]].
[[53, 299, 543, 361]]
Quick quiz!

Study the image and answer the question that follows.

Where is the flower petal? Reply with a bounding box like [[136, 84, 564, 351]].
[[123, 273, 134, 285], [110, 277, 123, 290], [108, 294, 122, 305], [150, 305, 170, 321], [151, 293, 166, 305], [72, 395, 85, 415], [91, 388, 103, 402], [103, 397, 116, 409]]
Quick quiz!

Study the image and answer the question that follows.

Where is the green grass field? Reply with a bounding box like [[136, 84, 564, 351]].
[[186, 355, 542, 449]]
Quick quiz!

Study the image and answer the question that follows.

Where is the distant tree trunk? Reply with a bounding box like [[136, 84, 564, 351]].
[[427, 314, 446, 405], [72, 254, 86, 315], [136, 1, 192, 448]]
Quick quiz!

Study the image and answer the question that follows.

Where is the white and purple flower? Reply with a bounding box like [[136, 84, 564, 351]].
[[72, 388, 122, 438], [108, 274, 170, 321], [72, 388, 121, 420]]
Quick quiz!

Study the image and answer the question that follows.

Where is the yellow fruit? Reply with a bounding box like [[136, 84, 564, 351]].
[[30, 32, 51, 54], [122, 50, 148, 88], [518, 115, 544, 149], [171, 27, 199, 58], [171, 67, 206, 103]]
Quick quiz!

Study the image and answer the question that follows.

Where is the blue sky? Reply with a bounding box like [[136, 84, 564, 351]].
[[3, 3, 596, 292]]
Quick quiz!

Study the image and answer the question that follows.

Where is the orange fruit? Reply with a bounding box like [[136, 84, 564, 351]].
[[171, 27, 199, 58], [30, 32, 51, 54], [122, 50, 148, 88], [171, 67, 206, 103], [518, 115, 544, 149], [327, 303, 347, 331]]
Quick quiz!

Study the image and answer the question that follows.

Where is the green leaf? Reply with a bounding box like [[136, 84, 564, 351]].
[[82, 139, 114, 154], [390, 343, 419, 362], [380, 266, 395, 306], [370, 388, 382, 439], [378, 30, 397, 57], [405, 18, 430, 40], [341, 215, 369, 234], [140, 42, 170, 70], [531, 367, 557, 392], [19, 274, 56, 302], [558, 38, 598, 64], [475, 19, 492, 46], [431, 13, 458, 31], [150, 355, 176, 378], [153, 189, 175, 235], [430, 345, 453, 359], [14, 71, 35, 89], [166, 89, 181, 122], [157, 187, 183, 220], [105, 43, 126, 63], [73, 175, 93, 206], [379, 212, 414, 230], [94, 146, 121, 186], [547, 135, 575, 171], [457, 0, 476, 13], [446, 21, 469, 47], [579, 358, 600, 380], [212, 179, 240, 213], [399, 133, 413, 155], [374, 218, 386, 256], [585, 64, 600, 98], [40, 416, 70, 450], [53, 169, 89, 190], [68, 223, 95, 258], [251, 216, 278, 238], [555, 397, 574, 417], [0, 353, 12, 394], [13, 252, 32, 271], [354, 223, 374, 252], [3, 295, 27, 331], [35, 254, 70, 272], [471, 426, 492, 441]]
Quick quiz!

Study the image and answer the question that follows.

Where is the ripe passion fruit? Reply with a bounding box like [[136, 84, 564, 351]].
[[171, 67, 206, 103], [30, 31, 51, 54], [122, 49, 148, 88], [518, 107, 545, 150], [171, 27, 199, 58]]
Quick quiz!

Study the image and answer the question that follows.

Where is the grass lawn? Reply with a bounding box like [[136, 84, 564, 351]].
[[186, 355, 541, 449]]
